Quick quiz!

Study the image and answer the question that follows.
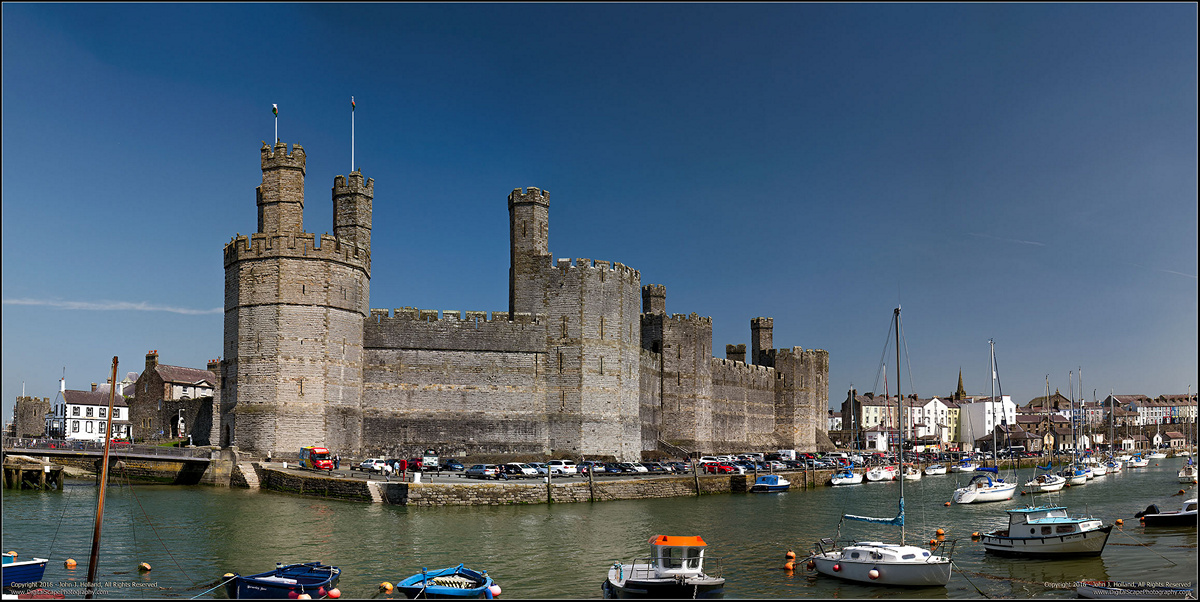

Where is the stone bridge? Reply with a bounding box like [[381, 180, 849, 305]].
[[1, 438, 238, 486]]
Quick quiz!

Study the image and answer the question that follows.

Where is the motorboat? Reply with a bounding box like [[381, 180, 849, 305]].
[[808, 307, 952, 588], [1126, 454, 1149, 468], [901, 465, 921, 481], [1147, 451, 1168, 460], [395, 564, 498, 599], [866, 466, 896, 482], [952, 469, 1017, 504], [2, 552, 48, 590], [602, 535, 724, 599], [1024, 472, 1066, 493], [949, 461, 978, 473], [1104, 458, 1122, 473], [980, 506, 1111, 557], [224, 562, 340, 599], [1135, 498, 1197, 528], [1178, 460, 1197, 484], [749, 474, 790, 493], [923, 464, 946, 476], [830, 469, 864, 486], [1088, 461, 1107, 477]]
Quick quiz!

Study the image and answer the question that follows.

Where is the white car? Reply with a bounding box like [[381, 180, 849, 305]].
[[698, 456, 722, 464], [355, 458, 387, 472], [620, 462, 649, 473], [547, 460, 578, 475], [506, 462, 539, 477]]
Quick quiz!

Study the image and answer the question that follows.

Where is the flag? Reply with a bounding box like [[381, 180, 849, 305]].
[[351, 96, 355, 111], [272, 104, 278, 117]]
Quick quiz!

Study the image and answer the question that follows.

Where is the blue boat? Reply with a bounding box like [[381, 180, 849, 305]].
[[395, 564, 497, 599], [224, 562, 340, 599], [749, 474, 790, 492], [2, 552, 48, 590]]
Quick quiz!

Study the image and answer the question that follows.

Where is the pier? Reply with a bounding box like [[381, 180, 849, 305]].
[[2, 457, 64, 490]]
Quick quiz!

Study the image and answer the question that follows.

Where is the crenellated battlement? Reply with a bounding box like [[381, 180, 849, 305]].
[[776, 346, 830, 361], [668, 312, 712, 324], [367, 307, 546, 324], [261, 141, 306, 173], [712, 357, 775, 374], [223, 231, 370, 270], [551, 257, 640, 279], [508, 186, 549, 207], [333, 171, 374, 196]]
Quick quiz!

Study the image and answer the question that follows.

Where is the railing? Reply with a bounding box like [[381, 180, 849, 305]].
[[614, 556, 723, 580], [3, 437, 212, 459], [656, 439, 693, 459]]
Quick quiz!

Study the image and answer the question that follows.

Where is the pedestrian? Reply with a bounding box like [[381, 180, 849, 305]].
[[383, 462, 392, 481], [334, 454, 340, 470]]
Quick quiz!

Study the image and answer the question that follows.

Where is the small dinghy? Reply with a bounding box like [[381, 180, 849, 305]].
[[2, 552, 48, 590], [224, 562, 340, 599], [1135, 498, 1197, 528], [923, 464, 946, 476], [395, 564, 498, 599], [749, 474, 790, 492]]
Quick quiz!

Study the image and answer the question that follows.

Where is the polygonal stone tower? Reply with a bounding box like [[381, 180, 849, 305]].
[[221, 141, 372, 456]]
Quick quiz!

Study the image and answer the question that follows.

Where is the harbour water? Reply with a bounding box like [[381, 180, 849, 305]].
[[2, 457, 1195, 598]]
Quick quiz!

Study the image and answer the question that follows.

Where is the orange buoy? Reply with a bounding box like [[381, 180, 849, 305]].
[[1180, 489, 1187, 495], [1115, 519, 1124, 526], [944, 501, 951, 506], [489, 584, 502, 597], [785, 550, 796, 559], [138, 562, 151, 572], [928, 539, 936, 545], [936, 528, 945, 536], [971, 532, 980, 538], [6, 552, 15, 557], [327, 589, 341, 599], [64, 558, 77, 568], [381, 582, 394, 593], [784, 560, 795, 571]]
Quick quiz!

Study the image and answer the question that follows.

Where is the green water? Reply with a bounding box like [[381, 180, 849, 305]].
[[2, 458, 1195, 598]]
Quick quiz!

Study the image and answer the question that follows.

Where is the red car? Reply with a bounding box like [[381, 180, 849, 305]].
[[702, 463, 735, 474]]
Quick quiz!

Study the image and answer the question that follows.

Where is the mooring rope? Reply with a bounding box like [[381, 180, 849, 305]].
[[1114, 525, 1178, 566], [117, 462, 197, 584], [188, 575, 237, 599], [950, 561, 992, 598]]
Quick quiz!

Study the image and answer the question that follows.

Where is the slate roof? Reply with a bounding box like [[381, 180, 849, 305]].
[[1165, 432, 1186, 439], [63, 389, 129, 408], [155, 365, 214, 387]]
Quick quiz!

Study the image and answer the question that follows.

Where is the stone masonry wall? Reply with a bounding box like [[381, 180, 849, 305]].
[[710, 359, 777, 452]]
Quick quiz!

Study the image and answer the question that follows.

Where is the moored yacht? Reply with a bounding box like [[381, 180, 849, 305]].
[[924, 464, 946, 476], [831, 469, 864, 486], [1024, 472, 1066, 493]]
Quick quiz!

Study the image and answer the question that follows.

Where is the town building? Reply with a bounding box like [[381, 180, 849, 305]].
[[130, 351, 217, 443], [956, 396, 1017, 452], [47, 380, 131, 441]]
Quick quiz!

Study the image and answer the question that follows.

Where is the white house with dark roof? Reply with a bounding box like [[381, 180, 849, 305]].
[[47, 379, 132, 441]]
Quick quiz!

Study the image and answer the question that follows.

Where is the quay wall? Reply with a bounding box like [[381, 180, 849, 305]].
[[253, 465, 375, 502]]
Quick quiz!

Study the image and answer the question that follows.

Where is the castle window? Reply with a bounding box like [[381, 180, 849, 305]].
[[522, 221, 527, 238], [558, 351, 564, 374], [562, 316, 568, 338], [600, 317, 605, 339], [600, 357, 604, 375]]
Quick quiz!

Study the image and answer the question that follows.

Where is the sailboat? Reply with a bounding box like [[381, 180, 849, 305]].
[[1179, 458, 1197, 484], [1059, 371, 1089, 486], [1026, 376, 1066, 493], [832, 393, 865, 486], [952, 340, 1017, 504], [809, 307, 953, 587]]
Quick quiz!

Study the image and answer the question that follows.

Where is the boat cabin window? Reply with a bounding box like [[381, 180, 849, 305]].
[[902, 554, 915, 560], [657, 547, 703, 570], [1041, 526, 1052, 535], [849, 552, 860, 559], [1186, 503, 1197, 512], [1056, 525, 1074, 534]]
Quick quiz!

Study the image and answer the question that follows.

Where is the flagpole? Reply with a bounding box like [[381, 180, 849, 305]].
[[273, 104, 279, 143], [351, 96, 356, 172]]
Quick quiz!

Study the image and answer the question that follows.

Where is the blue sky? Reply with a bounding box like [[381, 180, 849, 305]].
[[3, 4, 1196, 424]]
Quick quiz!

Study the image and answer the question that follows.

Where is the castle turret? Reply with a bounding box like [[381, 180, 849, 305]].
[[257, 141, 306, 234], [333, 171, 374, 250], [509, 187, 550, 317], [751, 317, 774, 367], [642, 284, 666, 314]]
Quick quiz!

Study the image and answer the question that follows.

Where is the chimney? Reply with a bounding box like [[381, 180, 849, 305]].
[[91, 383, 98, 392], [146, 350, 159, 371]]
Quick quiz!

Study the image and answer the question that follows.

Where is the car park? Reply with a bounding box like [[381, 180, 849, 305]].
[[465, 464, 500, 479]]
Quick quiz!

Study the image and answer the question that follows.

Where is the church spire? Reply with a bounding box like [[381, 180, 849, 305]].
[[955, 368, 966, 401]]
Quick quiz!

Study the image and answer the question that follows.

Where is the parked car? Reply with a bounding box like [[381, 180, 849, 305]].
[[441, 459, 465, 471], [504, 462, 539, 477], [604, 462, 628, 474], [617, 462, 648, 473], [667, 461, 690, 473], [465, 464, 500, 479], [579, 461, 607, 474], [528, 462, 549, 475], [702, 463, 735, 474], [547, 460, 578, 475], [353, 458, 387, 472], [643, 461, 671, 473]]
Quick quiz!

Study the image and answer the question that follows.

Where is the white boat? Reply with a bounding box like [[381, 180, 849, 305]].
[[602, 535, 725, 599], [1104, 458, 1122, 473], [1060, 465, 1088, 486], [901, 466, 921, 481], [1126, 454, 1149, 468], [949, 461, 978, 473], [809, 306, 952, 587], [924, 464, 946, 476], [1024, 472, 1066, 493], [1089, 462, 1107, 477], [1117, 454, 1132, 462], [866, 466, 896, 482], [831, 469, 864, 486], [1135, 498, 1197, 528], [1178, 461, 1197, 484], [749, 474, 790, 492], [1148, 451, 1167, 459], [1179, 451, 1192, 457], [1083, 465, 1094, 480], [981, 506, 1112, 557]]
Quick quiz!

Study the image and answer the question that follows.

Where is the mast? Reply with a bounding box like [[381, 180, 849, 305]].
[[989, 339, 999, 468], [895, 306, 904, 545], [86, 356, 119, 599]]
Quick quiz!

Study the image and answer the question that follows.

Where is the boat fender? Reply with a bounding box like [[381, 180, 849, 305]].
[[806, 560, 816, 571], [489, 584, 502, 597], [297, 594, 311, 600], [832, 563, 841, 572], [287, 592, 299, 600], [317, 586, 326, 597], [868, 569, 880, 580], [328, 588, 341, 599]]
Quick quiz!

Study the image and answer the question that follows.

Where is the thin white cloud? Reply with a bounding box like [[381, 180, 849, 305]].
[[3, 298, 222, 315], [969, 232, 1046, 247], [1123, 263, 1198, 280]]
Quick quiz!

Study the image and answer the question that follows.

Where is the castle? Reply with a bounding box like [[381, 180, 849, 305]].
[[215, 141, 828, 461]]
